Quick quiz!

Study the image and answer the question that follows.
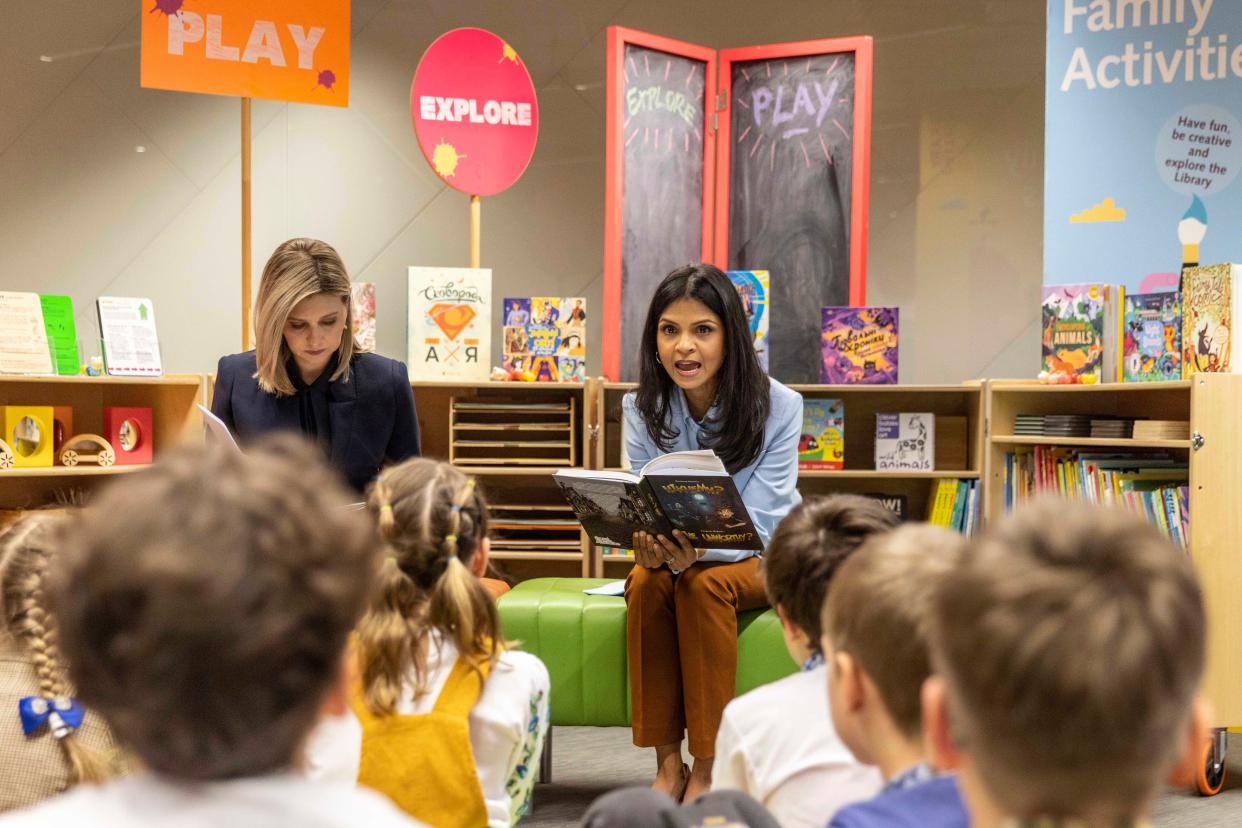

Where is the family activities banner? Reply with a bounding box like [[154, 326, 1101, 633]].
[[1045, 0, 1242, 292]]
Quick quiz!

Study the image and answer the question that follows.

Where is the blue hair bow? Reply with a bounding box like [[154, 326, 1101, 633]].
[[19, 697, 85, 738]]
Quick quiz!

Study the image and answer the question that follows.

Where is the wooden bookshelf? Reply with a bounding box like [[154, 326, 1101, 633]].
[[983, 376, 1242, 728], [0, 374, 204, 510]]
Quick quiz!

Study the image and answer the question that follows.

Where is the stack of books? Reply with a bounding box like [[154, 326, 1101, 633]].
[[1013, 414, 1092, 438], [1132, 420, 1189, 441], [1090, 417, 1135, 439], [926, 478, 981, 536]]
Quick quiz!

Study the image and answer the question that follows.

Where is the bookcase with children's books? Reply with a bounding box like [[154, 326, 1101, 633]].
[[0, 374, 205, 526], [412, 380, 597, 581], [983, 375, 1242, 728], [589, 382, 985, 577]]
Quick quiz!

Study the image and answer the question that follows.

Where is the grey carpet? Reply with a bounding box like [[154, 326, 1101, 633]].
[[524, 728, 1242, 828]]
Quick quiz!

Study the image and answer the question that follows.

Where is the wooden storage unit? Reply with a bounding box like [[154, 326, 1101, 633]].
[[984, 376, 1242, 727], [591, 382, 985, 576], [414, 381, 594, 580], [0, 374, 204, 510]]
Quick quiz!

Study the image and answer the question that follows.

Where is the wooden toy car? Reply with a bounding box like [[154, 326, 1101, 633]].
[[0, 438, 13, 470], [59, 434, 116, 467]]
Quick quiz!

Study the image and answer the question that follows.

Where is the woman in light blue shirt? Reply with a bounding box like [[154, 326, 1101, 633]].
[[622, 264, 802, 804]]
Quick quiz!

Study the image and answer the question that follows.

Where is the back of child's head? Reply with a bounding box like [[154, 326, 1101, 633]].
[[0, 514, 114, 787], [930, 500, 1205, 815], [762, 494, 899, 655], [822, 523, 965, 739], [357, 457, 500, 715], [50, 435, 379, 781]]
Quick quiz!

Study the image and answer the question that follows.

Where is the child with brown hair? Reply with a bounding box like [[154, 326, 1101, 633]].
[[922, 501, 1210, 827], [822, 523, 968, 828], [0, 437, 421, 827], [0, 515, 119, 811], [711, 495, 896, 827], [306, 457, 549, 828]]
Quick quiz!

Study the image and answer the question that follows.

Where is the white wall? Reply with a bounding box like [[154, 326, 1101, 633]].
[[0, 0, 1045, 382]]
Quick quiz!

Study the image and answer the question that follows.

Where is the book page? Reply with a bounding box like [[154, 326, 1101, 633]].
[[197, 404, 240, 452], [640, 449, 726, 477], [0, 292, 53, 375], [98, 296, 162, 376]]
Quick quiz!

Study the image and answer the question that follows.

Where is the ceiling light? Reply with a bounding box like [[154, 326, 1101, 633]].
[[39, 55, 53, 63], [135, 146, 146, 153]]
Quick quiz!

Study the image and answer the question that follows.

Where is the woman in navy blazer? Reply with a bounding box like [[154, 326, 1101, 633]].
[[211, 238, 419, 492]]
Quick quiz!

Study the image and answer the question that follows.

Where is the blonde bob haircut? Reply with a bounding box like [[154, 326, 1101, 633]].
[[253, 237, 359, 396]]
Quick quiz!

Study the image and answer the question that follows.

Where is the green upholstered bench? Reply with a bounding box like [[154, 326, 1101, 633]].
[[497, 576, 799, 727]]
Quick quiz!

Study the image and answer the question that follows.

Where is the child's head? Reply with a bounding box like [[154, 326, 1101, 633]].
[[925, 501, 1207, 821], [51, 436, 379, 781], [762, 494, 899, 664], [0, 514, 113, 786], [821, 523, 965, 767], [357, 458, 500, 715]]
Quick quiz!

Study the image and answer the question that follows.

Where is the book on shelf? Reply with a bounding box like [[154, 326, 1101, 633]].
[[408, 267, 491, 382], [926, 478, 979, 534], [875, 413, 934, 471], [553, 450, 762, 551], [1002, 446, 1188, 547], [502, 297, 587, 382], [97, 296, 162, 376], [1182, 263, 1240, 375], [799, 398, 844, 470], [0, 292, 53, 375], [727, 270, 770, 372], [1041, 283, 1122, 382], [862, 493, 908, 521], [820, 307, 899, 384], [350, 282, 376, 352], [1122, 291, 1181, 382]]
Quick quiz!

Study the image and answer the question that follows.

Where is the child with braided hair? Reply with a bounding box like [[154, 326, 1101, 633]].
[[0, 515, 121, 811], [306, 458, 550, 828]]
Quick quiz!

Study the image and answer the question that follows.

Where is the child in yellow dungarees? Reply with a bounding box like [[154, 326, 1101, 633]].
[[305, 458, 550, 828]]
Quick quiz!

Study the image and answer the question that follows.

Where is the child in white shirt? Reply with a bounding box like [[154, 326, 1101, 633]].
[[712, 495, 896, 827]]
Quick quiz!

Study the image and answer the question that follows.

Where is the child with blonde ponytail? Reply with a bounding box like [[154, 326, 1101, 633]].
[[0, 515, 121, 811], [306, 458, 550, 828]]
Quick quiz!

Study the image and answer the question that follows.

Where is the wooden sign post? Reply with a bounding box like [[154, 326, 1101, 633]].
[[140, 0, 351, 350]]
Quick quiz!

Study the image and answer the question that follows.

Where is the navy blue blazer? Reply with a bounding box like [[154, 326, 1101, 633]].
[[211, 351, 420, 492]]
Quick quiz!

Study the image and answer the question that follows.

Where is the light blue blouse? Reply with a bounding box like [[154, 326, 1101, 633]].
[[622, 379, 803, 563]]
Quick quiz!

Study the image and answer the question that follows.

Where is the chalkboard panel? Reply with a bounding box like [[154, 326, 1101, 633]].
[[722, 47, 866, 383], [619, 44, 709, 381]]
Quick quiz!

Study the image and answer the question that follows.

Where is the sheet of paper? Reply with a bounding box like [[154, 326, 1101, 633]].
[[197, 404, 240, 452], [582, 580, 626, 596], [98, 296, 162, 376], [39, 294, 78, 375], [0, 292, 53, 375]]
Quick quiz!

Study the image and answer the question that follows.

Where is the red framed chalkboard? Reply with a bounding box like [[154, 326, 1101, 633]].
[[602, 30, 872, 383], [603, 27, 717, 383]]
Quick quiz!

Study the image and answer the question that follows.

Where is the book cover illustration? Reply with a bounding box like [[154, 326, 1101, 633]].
[[1182, 264, 1234, 375], [863, 493, 908, 521], [799, 398, 844, 470], [1041, 284, 1105, 379], [350, 282, 376, 352], [875, 412, 934, 471], [97, 296, 162, 376], [820, 307, 899, 384], [0, 292, 52, 375], [503, 297, 586, 381], [554, 476, 669, 549], [1122, 292, 1180, 382], [643, 474, 761, 550], [727, 270, 769, 372], [408, 267, 491, 382], [40, 295, 78, 376]]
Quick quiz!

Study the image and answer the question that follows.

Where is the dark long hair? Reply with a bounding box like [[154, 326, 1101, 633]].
[[635, 264, 770, 474]]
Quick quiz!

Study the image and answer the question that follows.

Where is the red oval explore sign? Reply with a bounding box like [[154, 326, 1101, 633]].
[[410, 28, 539, 197]]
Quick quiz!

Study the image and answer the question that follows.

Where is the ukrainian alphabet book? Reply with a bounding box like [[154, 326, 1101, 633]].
[[408, 267, 491, 382]]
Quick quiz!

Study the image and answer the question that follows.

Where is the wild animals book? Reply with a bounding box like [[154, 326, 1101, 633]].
[[1182, 264, 1240, 376], [820, 307, 899, 384], [875, 412, 934, 471], [502, 297, 586, 382], [726, 270, 769, 372], [1122, 292, 1180, 382], [799, 398, 844, 470], [1041, 283, 1122, 382], [553, 450, 761, 551]]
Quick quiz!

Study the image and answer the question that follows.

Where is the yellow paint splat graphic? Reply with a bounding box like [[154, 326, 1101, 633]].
[[432, 140, 466, 177], [499, 41, 518, 64]]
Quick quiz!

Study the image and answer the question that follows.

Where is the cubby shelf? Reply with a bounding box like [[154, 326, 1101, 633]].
[[990, 436, 1191, 449]]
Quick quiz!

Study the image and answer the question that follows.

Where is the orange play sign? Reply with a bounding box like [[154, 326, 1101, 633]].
[[140, 0, 349, 106]]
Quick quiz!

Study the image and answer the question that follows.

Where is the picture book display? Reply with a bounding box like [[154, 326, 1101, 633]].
[[350, 282, 376, 352], [1040, 283, 1122, 382], [0, 292, 52, 375], [1122, 292, 1181, 382], [726, 271, 769, 372], [502, 297, 586, 382], [97, 296, 162, 377], [799, 398, 844, 470], [554, 450, 762, 551], [408, 267, 491, 382], [820, 307, 898, 384], [875, 412, 934, 471], [1182, 264, 1240, 375]]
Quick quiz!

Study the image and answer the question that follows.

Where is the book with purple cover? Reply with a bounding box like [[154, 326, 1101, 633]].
[[820, 307, 899, 384]]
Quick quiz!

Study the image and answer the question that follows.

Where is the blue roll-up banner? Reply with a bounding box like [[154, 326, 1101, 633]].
[[1045, 0, 1242, 291]]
